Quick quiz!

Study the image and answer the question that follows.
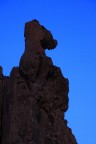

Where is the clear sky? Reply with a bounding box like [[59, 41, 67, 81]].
[[0, 0, 96, 143]]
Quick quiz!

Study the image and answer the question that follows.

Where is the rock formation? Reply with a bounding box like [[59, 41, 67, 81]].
[[0, 19, 78, 144]]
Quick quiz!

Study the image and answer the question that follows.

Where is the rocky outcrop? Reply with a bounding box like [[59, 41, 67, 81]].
[[0, 20, 78, 144]]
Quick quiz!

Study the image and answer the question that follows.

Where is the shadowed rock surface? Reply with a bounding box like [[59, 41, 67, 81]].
[[0, 20, 78, 144]]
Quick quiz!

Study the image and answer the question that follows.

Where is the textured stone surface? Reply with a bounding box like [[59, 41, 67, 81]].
[[0, 20, 77, 144]]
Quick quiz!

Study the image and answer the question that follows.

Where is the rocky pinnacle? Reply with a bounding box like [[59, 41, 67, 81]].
[[0, 19, 78, 144]]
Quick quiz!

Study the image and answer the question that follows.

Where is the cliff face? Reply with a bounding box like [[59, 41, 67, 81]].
[[0, 20, 77, 144]]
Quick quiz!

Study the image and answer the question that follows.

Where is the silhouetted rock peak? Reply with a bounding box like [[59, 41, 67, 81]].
[[0, 19, 78, 144], [24, 19, 57, 51]]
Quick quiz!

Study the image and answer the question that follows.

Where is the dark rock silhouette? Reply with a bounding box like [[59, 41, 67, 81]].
[[0, 20, 78, 144]]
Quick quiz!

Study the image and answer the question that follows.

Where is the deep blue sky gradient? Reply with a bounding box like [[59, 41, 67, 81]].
[[0, 0, 96, 143]]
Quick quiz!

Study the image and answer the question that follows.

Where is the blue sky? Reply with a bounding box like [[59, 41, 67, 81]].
[[0, 0, 96, 143]]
